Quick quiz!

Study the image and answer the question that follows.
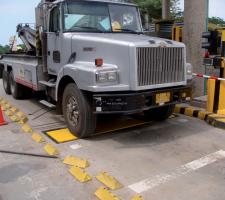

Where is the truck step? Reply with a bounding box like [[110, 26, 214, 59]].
[[39, 100, 56, 109], [39, 80, 56, 88]]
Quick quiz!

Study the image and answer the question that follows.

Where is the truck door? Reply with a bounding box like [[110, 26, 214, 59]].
[[47, 5, 62, 75]]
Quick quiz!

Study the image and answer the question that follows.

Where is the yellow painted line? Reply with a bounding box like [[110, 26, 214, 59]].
[[69, 166, 92, 183], [95, 187, 120, 200], [21, 124, 33, 133], [132, 195, 144, 200], [96, 172, 123, 190], [45, 128, 78, 143], [32, 133, 45, 143], [63, 155, 89, 168], [44, 143, 59, 156]]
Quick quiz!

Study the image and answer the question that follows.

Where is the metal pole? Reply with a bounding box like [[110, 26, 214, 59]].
[[162, 0, 170, 19], [204, 0, 209, 95]]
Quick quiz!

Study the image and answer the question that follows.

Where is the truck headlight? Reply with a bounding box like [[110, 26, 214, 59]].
[[186, 63, 193, 80], [96, 71, 118, 83]]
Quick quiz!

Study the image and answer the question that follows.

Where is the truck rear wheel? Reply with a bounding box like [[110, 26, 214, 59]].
[[9, 71, 28, 99], [3, 70, 11, 95], [62, 83, 96, 138], [144, 105, 175, 121]]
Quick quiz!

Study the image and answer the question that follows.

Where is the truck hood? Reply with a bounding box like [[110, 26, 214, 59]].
[[70, 33, 185, 47]]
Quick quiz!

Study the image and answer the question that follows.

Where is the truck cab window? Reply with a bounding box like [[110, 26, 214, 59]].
[[63, 2, 111, 32], [50, 7, 60, 32]]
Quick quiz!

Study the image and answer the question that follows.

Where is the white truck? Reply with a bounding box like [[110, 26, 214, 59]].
[[0, 0, 193, 138]]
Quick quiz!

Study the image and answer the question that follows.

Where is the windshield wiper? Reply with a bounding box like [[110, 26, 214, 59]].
[[114, 28, 142, 34], [68, 26, 104, 33]]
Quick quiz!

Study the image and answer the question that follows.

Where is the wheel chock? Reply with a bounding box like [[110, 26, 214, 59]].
[[44, 143, 59, 156], [96, 172, 123, 190], [95, 187, 120, 200], [18, 116, 28, 124], [132, 195, 144, 200], [10, 115, 19, 122], [0, 100, 7, 105], [10, 107, 18, 113], [5, 104, 12, 109], [69, 166, 92, 183], [32, 133, 45, 143], [21, 124, 33, 133], [16, 112, 28, 124], [63, 155, 89, 168], [2, 105, 8, 111], [5, 110, 13, 116]]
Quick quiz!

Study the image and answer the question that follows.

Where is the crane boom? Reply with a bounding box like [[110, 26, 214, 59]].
[[17, 24, 36, 52]]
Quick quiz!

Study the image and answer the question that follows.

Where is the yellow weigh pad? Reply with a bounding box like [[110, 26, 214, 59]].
[[44, 115, 177, 143], [95, 117, 150, 135], [45, 128, 78, 143]]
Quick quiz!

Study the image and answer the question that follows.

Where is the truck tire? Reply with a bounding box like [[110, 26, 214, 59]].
[[9, 71, 27, 99], [0, 67, 3, 78], [2, 70, 11, 95], [144, 104, 175, 121], [62, 83, 96, 138]]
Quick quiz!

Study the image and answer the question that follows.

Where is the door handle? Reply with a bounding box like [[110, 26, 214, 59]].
[[48, 51, 51, 56]]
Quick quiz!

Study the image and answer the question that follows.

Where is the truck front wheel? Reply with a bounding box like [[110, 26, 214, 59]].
[[144, 105, 175, 121], [62, 83, 96, 138], [3, 70, 11, 95]]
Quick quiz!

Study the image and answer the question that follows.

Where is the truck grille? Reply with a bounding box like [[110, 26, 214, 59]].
[[137, 47, 185, 86]]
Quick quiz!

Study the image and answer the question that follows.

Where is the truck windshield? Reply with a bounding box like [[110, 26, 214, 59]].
[[63, 1, 142, 33]]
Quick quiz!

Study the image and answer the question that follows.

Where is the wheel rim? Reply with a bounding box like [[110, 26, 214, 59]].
[[9, 73, 15, 95], [66, 95, 80, 127]]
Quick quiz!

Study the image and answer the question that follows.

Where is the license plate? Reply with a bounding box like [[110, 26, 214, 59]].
[[156, 92, 171, 105]]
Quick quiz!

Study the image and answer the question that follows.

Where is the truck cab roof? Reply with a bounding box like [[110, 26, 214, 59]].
[[47, 0, 137, 6]]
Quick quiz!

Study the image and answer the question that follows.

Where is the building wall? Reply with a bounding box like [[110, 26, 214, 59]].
[[184, 0, 207, 97]]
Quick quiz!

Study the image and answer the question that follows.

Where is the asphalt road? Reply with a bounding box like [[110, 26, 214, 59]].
[[0, 81, 225, 200]]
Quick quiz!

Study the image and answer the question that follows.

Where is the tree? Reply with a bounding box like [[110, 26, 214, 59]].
[[208, 17, 225, 26], [0, 45, 10, 54], [133, 0, 182, 21]]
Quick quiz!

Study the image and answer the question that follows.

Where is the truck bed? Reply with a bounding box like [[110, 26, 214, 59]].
[[0, 54, 46, 91]]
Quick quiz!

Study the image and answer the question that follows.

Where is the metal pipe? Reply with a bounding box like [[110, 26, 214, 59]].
[[162, 0, 170, 19]]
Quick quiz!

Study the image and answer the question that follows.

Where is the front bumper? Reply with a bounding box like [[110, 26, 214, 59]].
[[93, 85, 192, 114]]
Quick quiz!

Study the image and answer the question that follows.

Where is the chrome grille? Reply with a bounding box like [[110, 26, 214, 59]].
[[137, 47, 185, 86]]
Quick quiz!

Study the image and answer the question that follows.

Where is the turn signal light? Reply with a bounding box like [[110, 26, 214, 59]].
[[95, 58, 103, 67]]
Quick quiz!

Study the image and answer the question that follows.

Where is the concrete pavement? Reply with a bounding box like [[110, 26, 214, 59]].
[[0, 81, 225, 200]]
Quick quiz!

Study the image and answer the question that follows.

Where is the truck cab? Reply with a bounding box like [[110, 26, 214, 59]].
[[0, 0, 193, 138]]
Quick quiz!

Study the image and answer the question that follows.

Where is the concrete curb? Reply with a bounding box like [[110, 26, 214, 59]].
[[174, 105, 225, 130]]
